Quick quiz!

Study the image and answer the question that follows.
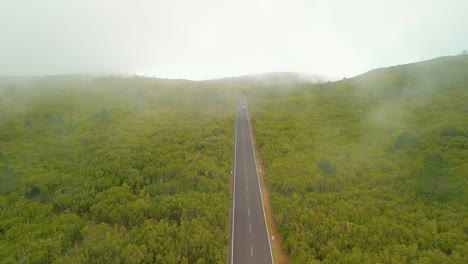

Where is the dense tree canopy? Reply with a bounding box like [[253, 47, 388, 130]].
[[248, 55, 467, 263], [0, 76, 235, 263], [1, 55, 467, 263]]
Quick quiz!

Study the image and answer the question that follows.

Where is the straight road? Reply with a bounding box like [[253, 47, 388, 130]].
[[230, 95, 273, 264]]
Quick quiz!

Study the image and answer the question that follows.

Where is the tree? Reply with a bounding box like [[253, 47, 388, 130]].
[[316, 158, 336, 176], [415, 153, 455, 196], [394, 131, 417, 149]]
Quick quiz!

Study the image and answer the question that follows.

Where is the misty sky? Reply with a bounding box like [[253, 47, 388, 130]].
[[1, 0, 467, 80]]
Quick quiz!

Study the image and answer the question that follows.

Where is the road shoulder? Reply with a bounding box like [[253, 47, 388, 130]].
[[246, 108, 290, 264]]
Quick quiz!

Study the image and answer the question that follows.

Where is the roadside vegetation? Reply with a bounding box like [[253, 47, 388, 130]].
[[248, 55, 468, 263], [1, 55, 466, 264], [0, 76, 235, 263]]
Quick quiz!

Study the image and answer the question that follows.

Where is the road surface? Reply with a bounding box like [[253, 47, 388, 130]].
[[230, 95, 273, 264]]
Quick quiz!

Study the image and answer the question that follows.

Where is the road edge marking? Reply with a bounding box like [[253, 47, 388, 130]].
[[230, 97, 238, 264], [245, 97, 275, 264]]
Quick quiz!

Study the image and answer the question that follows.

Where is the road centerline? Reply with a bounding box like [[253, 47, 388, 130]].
[[230, 95, 273, 264]]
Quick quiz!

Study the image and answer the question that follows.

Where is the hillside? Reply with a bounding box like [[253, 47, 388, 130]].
[[248, 54, 468, 263], [0, 76, 235, 263], [0, 55, 466, 263]]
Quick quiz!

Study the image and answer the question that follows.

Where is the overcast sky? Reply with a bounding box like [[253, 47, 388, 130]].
[[1, 0, 467, 80]]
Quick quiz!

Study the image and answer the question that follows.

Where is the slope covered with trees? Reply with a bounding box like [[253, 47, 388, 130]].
[[248, 55, 467, 263], [0, 76, 235, 263]]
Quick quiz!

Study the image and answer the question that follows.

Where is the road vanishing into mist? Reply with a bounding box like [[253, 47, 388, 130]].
[[230, 95, 273, 264]]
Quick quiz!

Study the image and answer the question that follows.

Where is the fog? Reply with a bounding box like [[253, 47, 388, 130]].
[[1, 0, 467, 80]]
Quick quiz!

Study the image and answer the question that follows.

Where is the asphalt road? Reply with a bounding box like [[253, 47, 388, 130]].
[[230, 95, 273, 264]]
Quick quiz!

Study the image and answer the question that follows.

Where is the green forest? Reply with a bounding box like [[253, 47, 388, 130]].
[[0, 76, 235, 263], [248, 55, 467, 263], [1, 55, 467, 264]]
